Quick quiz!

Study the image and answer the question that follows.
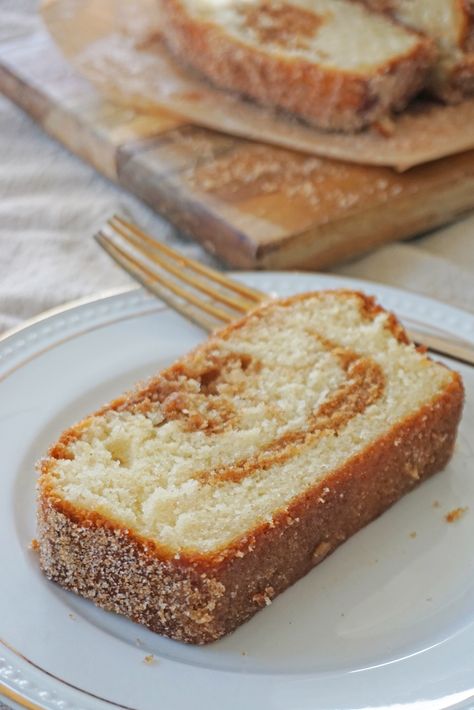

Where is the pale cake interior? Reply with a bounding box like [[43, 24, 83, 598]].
[[43, 293, 453, 554], [393, 0, 464, 54], [180, 0, 421, 72]]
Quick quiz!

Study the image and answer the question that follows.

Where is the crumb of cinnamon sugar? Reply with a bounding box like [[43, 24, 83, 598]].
[[143, 654, 158, 665], [445, 507, 469, 523], [409, 531, 417, 539], [432, 500, 440, 508], [241, 651, 247, 656], [29, 538, 39, 552], [68, 612, 76, 620]]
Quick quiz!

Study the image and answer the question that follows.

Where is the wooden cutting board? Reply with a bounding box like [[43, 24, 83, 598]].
[[1, 18, 474, 270]]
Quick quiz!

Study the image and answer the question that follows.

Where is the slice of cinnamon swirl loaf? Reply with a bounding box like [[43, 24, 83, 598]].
[[156, 0, 436, 131], [37, 291, 463, 644]]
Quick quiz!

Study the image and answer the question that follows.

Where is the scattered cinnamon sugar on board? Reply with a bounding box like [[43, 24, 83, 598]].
[[445, 507, 469, 523], [29, 538, 39, 551], [432, 500, 440, 508], [409, 531, 417, 538]]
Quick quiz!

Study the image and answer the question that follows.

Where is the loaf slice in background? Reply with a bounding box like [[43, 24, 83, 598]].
[[156, 0, 436, 131], [363, 0, 474, 101], [37, 291, 464, 644]]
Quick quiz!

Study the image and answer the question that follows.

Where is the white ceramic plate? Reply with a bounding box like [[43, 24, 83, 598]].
[[1, 273, 474, 710]]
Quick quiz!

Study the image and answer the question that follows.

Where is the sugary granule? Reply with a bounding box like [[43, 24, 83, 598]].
[[445, 506, 468, 523]]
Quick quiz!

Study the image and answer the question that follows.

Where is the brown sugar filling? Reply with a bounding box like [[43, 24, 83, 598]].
[[121, 351, 261, 435], [239, 2, 327, 49], [197, 336, 385, 484]]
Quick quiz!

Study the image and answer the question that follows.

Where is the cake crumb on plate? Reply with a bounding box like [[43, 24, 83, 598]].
[[445, 507, 469, 523], [143, 654, 157, 665]]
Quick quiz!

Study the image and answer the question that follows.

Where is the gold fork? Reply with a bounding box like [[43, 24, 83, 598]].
[[95, 216, 474, 366]]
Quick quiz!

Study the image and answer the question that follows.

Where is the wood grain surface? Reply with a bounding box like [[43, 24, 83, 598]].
[[1, 18, 474, 270]]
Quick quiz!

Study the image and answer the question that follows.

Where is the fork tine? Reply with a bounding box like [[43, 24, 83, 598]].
[[108, 218, 254, 315], [111, 215, 265, 304], [96, 232, 232, 332], [98, 217, 474, 367]]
